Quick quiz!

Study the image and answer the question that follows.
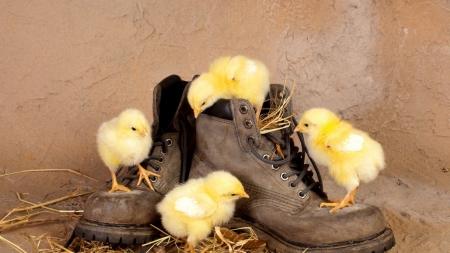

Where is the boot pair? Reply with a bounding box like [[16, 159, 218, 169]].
[[75, 75, 395, 252]]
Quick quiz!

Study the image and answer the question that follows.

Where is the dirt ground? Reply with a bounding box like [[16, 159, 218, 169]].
[[1, 1, 449, 252]]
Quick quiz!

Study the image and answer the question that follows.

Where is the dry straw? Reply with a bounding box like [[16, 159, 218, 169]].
[[258, 77, 295, 134], [0, 168, 95, 253], [142, 225, 271, 253], [0, 235, 27, 253], [64, 237, 137, 253], [0, 169, 98, 182]]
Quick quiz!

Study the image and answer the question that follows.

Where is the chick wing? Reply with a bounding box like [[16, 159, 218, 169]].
[[174, 195, 216, 218], [335, 133, 364, 152]]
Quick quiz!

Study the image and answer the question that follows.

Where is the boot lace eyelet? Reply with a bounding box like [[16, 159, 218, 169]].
[[166, 139, 173, 146], [298, 192, 307, 199], [244, 120, 253, 129], [160, 149, 167, 155], [150, 176, 158, 183], [247, 136, 255, 143], [158, 157, 164, 163], [272, 165, 280, 171], [289, 182, 297, 189], [240, 105, 249, 114], [153, 166, 161, 173], [280, 172, 289, 181], [263, 154, 269, 160], [278, 91, 285, 98]]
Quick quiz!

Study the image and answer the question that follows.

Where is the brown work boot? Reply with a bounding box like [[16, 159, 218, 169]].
[[73, 75, 196, 245], [189, 84, 395, 252], [113, 74, 196, 192]]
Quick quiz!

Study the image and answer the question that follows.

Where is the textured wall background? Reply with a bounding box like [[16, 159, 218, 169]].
[[0, 0, 449, 252]]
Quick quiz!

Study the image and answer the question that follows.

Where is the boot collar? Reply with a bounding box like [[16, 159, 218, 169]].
[[203, 98, 233, 120]]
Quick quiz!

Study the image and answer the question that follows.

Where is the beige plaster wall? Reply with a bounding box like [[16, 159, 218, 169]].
[[1, 0, 449, 252]]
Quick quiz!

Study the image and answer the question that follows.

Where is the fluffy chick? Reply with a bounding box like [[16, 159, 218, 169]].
[[295, 108, 385, 213], [157, 171, 249, 253], [188, 55, 270, 120], [97, 108, 159, 193]]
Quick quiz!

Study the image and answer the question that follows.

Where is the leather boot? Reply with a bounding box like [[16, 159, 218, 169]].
[[113, 74, 196, 192], [73, 75, 196, 245], [189, 84, 395, 252]]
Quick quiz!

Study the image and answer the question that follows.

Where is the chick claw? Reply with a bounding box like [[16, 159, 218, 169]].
[[188, 243, 195, 253], [109, 184, 131, 193], [328, 197, 355, 205], [109, 170, 131, 193], [173, 238, 193, 253], [320, 187, 358, 213], [320, 201, 353, 213], [136, 163, 160, 191]]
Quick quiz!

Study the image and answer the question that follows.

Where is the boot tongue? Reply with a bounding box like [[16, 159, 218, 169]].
[[172, 81, 196, 131], [152, 75, 188, 136], [203, 99, 233, 120], [151, 85, 162, 137]]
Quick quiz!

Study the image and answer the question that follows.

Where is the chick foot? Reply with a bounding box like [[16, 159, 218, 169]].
[[187, 242, 195, 253], [174, 238, 193, 253], [109, 170, 131, 193], [189, 243, 195, 253], [328, 196, 355, 205], [136, 163, 160, 191], [320, 200, 352, 213], [320, 187, 358, 213]]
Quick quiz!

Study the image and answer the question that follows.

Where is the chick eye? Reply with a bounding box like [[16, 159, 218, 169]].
[[201, 101, 206, 106], [304, 123, 309, 127], [230, 194, 237, 196], [131, 127, 136, 131]]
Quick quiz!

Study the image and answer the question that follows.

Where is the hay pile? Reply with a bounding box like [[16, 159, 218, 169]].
[[0, 170, 272, 253], [1, 205, 272, 252], [258, 80, 295, 134], [0, 169, 95, 252], [141, 226, 269, 253], [0, 186, 94, 252]]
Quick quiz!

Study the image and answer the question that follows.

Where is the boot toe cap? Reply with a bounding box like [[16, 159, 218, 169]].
[[242, 203, 385, 248]]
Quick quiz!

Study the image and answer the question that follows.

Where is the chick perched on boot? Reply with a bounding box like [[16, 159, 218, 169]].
[[156, 171, 249, 253], [295, 108, 385, 213], [97, 109, 160, 193], [187, 55, 270, 120]]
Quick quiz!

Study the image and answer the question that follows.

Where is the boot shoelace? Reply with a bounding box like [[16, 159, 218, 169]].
[[247, 124, 326, 199], [140, 136, 173, 181]]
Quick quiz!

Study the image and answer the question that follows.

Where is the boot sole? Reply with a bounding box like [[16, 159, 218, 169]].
[[74, 217, 160, 244], [227, 217, 395, 253]]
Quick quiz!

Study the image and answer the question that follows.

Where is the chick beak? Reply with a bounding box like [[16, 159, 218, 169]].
[[139, 130, 149, 137], [241, 192, 249, 198], [294, 126, 303, 133], [194, 109, 200, 118]]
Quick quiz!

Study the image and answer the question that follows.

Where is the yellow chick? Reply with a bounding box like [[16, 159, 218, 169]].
[[156, 171, 249, 253], [188, 55, 270, 120], [97, 108, 159, 193], [295, 108, 385, 213]]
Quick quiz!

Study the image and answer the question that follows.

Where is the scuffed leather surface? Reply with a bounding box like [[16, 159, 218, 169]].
[[84, 189, 162, 224]]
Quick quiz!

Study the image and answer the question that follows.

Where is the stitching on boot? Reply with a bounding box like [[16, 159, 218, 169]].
[[240, 183, 305, 215], [194, 149, 218, 171]]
